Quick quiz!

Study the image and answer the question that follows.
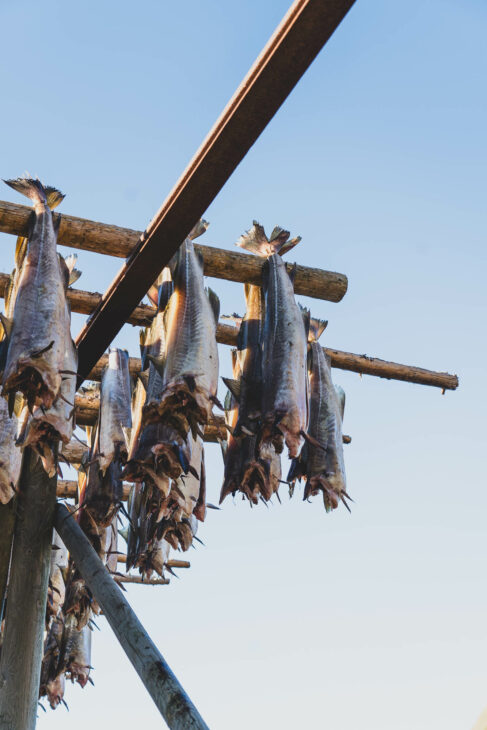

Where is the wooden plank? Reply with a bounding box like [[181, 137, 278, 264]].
[[0, 448, 58, 730], [74, 0, 357, 383], [0, 200, 347, 304], [54, 503, 209, 729]]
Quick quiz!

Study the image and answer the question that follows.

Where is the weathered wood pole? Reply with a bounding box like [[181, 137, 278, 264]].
[[0, 501, 16, 620], [55, 503, 209, 730], [0, 447, 57, 730]]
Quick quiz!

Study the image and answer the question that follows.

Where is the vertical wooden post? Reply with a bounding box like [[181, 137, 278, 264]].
[[0, 500, 16, 620], [55, 503, 209, 730], [0, 447, 57, 730]]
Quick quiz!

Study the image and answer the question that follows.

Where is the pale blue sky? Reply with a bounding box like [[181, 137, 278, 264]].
[[1, 1, 486, 728]]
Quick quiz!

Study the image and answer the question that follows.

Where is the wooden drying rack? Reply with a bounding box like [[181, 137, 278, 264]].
[[0, 1, 458, 728]]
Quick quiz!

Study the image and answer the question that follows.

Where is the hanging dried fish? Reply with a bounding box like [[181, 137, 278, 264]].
[[288, 318, 351, 511], [1, 178, 67, 411], [236, 221, 309, 458], [15, 254, 79, 477], [64, 624, 92, 688], [47, 530, 68, 626], [152, 224, 220, 439]]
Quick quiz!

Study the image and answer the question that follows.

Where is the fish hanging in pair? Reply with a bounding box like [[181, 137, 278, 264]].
[[235, 221, 310, 459], [287, 317, 351, 511]]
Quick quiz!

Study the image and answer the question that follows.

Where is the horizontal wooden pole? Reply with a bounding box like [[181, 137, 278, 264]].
[[115, 575, 170, 586], [0, 199, 347, 303], [116, 555, 191, 570], [0, 271, 458, 389], [57, 480, 130, 501], [54, 503, 209, 729], [73, 392, 352, 444]]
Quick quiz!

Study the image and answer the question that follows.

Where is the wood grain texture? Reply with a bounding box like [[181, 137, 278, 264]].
[[0, 273, 459, 389], [55, 503, 209, 729], [0, 501, 15, 620], [0, 200, 347, 303], [0, 448, 57, 730]]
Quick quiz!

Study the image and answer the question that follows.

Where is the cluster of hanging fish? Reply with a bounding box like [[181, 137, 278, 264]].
[[220, 222, 350, 512], [39, 529, 93, 710], [123, 221, 219, 576], [0, 177, 91, 710]]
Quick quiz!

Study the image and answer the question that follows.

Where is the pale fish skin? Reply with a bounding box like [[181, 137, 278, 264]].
[[47, 529, 68, 621], [0, 396, 21, 504], [160, 238, 219, 427], [2, 179, 66, 410], [302, 344, 348, 510], [261, 253, 308, 458], [98, 348, 132, 475], [65, 624, 92, 688]]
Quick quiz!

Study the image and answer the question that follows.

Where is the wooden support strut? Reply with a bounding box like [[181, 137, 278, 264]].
[[74, 0, 358, 383], [0, 273, 459, 389], [0, 201, 347, 304], [54, 503, 209, 730], [0, 447, 58, 730]]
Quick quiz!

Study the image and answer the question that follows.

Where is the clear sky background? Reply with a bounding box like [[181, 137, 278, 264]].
[[1, 0, 486, 728]]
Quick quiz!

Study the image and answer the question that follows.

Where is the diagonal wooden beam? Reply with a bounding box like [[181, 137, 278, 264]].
[[74, 0, 357, 383]]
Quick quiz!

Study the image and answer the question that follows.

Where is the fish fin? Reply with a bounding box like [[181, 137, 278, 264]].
[[31, 340, 54, 358], [299, 429, 327, 451], [206, 287, 220, 324], [334, 385, 346, 421], [14, 236, 28, 270], [7, 391, 16, 418], [210, 393, 224, 411], [13, 393, 24, 418], [278, 235, 301, 257], [4, 177, 48, 205], [63, 253, 82, 285], [222, 377, 241, 403], [147, 284, 159, 307], [0, 313, 13, 339], [299, 305, 311, 339], [137, 370, 149, 391], [308, 316, 328, 342], [146, 354, 165, 377], [287, 262, 297, 287], [158, 269, 173, 311], [236, 221, 270, 257], [189, 219, 209, 240], [269, 226, 290, 245], [44, 186, 65, 210]]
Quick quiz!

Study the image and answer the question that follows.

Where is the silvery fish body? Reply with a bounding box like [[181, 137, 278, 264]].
[[63, 623, 92, 688], [261, 253, 308, 458], [159, 237, 219, 433], [47, 529, 68, 622], [0, 396, 21, 504], [304, 343, 347, 509], [98, 348, 132, 475], [2, 178, 66, 410], [288, 336, 349, 511]]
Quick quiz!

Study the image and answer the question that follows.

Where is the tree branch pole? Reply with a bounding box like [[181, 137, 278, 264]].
[[54, 503, 209, 730], [0, 273, 459, 389], [0, 447, 58, 730], [71, 391, 352, 443], [0, 201, 348, 303]]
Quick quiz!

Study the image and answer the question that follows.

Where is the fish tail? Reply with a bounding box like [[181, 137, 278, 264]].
[[237, 221, 301, 258], [308, 315, 328, 342], [4, 177, 64, 207]]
